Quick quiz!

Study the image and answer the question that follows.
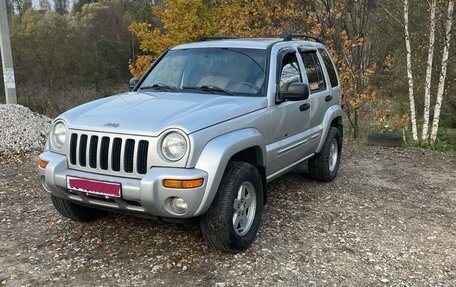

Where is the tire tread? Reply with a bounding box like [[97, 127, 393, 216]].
[[51, 195, 106, 222], [200, 161, 263, 252], [308, 127, 341, 182]]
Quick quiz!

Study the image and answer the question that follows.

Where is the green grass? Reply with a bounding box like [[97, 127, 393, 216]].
[[431, 128, 456, 154]]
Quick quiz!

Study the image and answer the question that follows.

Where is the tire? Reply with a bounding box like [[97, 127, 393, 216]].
[[51, 195, 107, 222], [308, 127, 341, 182], [200, 161, 264, 252], [367, 133, 403, 147]]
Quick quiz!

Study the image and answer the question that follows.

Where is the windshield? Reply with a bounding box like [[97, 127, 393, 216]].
[[139, 48, 267, 97]]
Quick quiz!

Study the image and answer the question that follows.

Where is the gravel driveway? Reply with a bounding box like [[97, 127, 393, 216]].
[[1, 143, 455, 286]]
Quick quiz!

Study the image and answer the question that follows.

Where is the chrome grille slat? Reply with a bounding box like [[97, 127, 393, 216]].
[[107, 136, 114, 172], [119, 139, 126, 174], [68, 131, 152, 177], [132, 140, 140, 174], [75, 134, 81, 168]]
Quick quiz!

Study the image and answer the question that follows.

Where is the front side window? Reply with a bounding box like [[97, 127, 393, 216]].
[[279, 53, 302, 92], [300, 52, 326, 93], [139, 48, 266, 97]]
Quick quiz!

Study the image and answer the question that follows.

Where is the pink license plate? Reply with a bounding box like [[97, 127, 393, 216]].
[[67, 177, 121, 198]]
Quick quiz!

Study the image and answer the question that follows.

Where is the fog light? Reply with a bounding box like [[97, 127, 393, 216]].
[[170, 197, 188, 214], [40, 175, 51, 192]]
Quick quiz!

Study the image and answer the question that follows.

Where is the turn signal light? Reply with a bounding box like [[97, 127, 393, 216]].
[[163, 178, 204, 189], [38, 159, 48, 169]]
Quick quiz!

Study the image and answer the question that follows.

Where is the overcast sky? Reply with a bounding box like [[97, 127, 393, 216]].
[[32, 0, 74, 10]]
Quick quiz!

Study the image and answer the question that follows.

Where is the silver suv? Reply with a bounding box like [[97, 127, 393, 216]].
[[38, 35, 343, 252]]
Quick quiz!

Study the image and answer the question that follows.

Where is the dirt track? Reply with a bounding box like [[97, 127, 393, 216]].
[[0, 143, 455, 286]]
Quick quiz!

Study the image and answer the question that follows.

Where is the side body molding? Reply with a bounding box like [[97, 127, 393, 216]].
[[316, 105, 343, 153], [193, 128, 266, 216]]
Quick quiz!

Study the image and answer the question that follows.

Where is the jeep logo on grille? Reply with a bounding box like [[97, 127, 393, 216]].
[[104, 122, 120, 128]]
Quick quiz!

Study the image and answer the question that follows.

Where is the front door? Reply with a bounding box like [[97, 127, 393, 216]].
[[268, 50, 313, 176]]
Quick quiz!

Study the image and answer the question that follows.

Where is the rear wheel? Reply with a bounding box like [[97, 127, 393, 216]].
[[51, 195, 107, 222], [200, 161, 264, 252], [308, 127, 341, 182]]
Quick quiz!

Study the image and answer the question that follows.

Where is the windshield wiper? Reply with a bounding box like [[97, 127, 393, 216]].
[[140, 83, 176, 92], [183, 85, 233, 96]]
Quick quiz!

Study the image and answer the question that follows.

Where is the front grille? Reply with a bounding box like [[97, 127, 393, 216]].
[[69, 132, 151, 176]]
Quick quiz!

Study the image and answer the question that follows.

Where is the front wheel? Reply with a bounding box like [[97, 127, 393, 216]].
[[308, 127, 341, 182], [200, 161, 264, 252], [51, 195, 107, 222]]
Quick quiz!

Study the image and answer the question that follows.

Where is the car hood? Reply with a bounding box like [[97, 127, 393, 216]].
[[60, 91, 268, 136]]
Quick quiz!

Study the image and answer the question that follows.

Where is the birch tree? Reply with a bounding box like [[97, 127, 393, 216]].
[[403, 0, 418, 141], [39, 0, 51, 10], [422, 0, 437, 142], [430, 0, 455, 143]]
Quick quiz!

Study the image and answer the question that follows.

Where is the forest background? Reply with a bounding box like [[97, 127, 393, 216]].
[[1, 0, 455, 151]]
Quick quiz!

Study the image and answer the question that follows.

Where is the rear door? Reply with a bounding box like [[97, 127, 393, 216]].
[[318, 47, 341, 108], [298, 48, 329, 151]]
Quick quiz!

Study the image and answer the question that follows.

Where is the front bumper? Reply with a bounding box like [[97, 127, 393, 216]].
[[38, 151, 208, 218]]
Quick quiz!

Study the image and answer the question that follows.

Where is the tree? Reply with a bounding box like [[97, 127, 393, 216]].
[[6, 0, 15, 15], [54, 0, 68, 15], [22, 0, 31, 13], [403, 0, 418, 141], [72, 0, 97, 13], [300, 0, 378, 139], [421, 0, 437, 142], [129, 0, 297, 77], [8, 0, 24, 14], [430, 0, 455, 143], [39, 0, 51, 10]]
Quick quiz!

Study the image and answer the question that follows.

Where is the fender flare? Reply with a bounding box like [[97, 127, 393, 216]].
[[193, 128, 266, 216], [316, 105, 343, 153]]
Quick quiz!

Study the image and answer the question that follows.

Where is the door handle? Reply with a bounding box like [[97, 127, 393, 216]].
[[300, 103, 310, 111], [325, 95, 333, 102]]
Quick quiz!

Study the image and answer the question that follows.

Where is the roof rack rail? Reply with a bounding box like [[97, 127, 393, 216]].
[[196, 36, 239, 42], [283, 34, 320, 43]]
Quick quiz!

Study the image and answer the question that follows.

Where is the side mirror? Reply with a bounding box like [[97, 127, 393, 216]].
[[129, 77, 139, 91], [279, 83, 310, 102]]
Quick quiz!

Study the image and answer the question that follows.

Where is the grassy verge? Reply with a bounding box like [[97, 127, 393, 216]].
[[432, 128, 456, 154]]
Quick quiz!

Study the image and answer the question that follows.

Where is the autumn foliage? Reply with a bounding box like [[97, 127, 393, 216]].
[[129, 0, 298, 77], [129, 0, 383, 138], [3, 0, 454, 148]]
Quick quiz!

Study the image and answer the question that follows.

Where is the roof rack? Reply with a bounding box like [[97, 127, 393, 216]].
[[283, 34, 320, 43], [197, 36, 239, 42]]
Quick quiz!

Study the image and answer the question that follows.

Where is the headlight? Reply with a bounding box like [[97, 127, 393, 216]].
[[161, 132, 187, 161], [51, 121, 67, 149]]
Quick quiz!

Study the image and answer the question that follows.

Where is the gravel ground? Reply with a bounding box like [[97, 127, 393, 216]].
[[0, 104, 51, 155], [0, 143, 455, 286]]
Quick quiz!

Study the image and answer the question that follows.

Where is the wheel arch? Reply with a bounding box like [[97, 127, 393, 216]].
[[230, 146, 268, 205], [194, 128, 266, 216], [316, 105, 343, 153]]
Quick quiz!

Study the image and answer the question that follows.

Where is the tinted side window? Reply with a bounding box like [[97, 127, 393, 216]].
[[319, 48, 339, 87], [279, 53, 302, 92], [300, 52, 326, 93]]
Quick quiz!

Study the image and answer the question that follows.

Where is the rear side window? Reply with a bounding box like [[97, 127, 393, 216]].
[[300, 52, 326, 93], [318, 48, 339, 87]]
